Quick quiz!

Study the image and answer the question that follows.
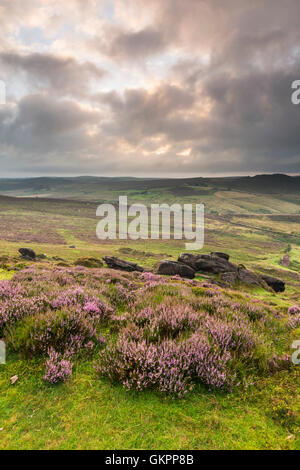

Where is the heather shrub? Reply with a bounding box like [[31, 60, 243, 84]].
[[287, 314, 300, 330], [8, 308, 105, 357], [1, 264, 289, 394], [0, 295, 47, 332], [104, 283, 136, 308], [44, 348, 73, 384], [96, 331, 235, 397], [288, 305, 300, 315]]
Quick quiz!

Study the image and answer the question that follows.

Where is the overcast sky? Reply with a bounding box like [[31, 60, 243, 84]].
[[0, 0, 300, 177]]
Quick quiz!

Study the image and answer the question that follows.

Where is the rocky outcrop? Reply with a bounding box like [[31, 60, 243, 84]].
[[157, 260, 195, 279], [210, 252, 230, 261], [221, 271, 238, 285], [261, 275, 285, 293], [238, 268, 262, 286], [178, 252, 237, 274], [221, 268, 262, 287], [103, 256, 144, 273], [19, 248, 36, 260]]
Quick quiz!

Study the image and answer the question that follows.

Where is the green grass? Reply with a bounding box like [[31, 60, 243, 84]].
[[0, 356, 299, 450]]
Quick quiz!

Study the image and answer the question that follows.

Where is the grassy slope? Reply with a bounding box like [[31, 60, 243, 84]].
[[1, 356, 299, 450], [0, 185, 300, 450]]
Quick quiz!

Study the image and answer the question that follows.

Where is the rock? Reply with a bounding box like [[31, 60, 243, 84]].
[[238, 268, 262, 286], [178, 253, 237, 274], [69, 245, 76, 249], [18, 248, 36, 260], [221, 271, 238, 285], [10, 375, 18, 385], [280, 254, 290, 267], [261, 275, 285, 293], [74, 257, 103, 268], [103, 256, 144, 273], [36, 253, 47, 259], [157, 260, 195, 279], [211, 252, 230, 261]]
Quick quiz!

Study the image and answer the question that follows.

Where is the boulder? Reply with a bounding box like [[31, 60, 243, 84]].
[[211, 252, 230, 261], [261, 275, 285, 293], [178, 253, 237, 274], [18, 248, 36, 260], [280, 254, 290, 267], [221, 271, 238, 285], [157, 260, 195, 279], [238, 268, 262, 286], [103, 256, 144, 273]]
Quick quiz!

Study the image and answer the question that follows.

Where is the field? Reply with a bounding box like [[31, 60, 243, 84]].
[[0, 175, 299, 450]]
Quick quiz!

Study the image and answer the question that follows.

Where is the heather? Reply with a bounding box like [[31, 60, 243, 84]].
[[0, 265, 295, 398]]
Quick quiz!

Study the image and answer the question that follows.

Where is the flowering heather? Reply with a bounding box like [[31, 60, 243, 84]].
[[44, 348, 73, 384], [288, 305, 300, 315], [10, 307, 106, 356], [96, 333, 235, 397], [287, 314, 300, 330], [0, 264, 291, 396]]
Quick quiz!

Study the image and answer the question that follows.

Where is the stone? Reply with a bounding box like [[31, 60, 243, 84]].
[[10, 375, 19, 385], [18, 248, 36, 260], [211, 252, 230, 261], [238, 268, 262, 286], [178, 253, 237, 274], [261, 275, 285, 293], [280, 254, 290, 267], [103, 256, 144, 272], [221, 271, 238, 285], [157, 260, 195, 279]]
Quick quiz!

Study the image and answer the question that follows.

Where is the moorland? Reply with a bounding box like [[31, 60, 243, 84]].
[[0, 174, 299, 450]]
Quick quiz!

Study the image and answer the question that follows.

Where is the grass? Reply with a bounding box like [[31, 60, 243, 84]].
[[1, 356, 299, 450]]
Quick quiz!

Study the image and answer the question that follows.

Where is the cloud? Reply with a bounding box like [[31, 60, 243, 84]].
[[0, 51, 106, 96], [1, 0, 300, 177]]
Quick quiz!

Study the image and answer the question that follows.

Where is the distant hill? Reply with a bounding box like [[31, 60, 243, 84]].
[[0, 174, 299, 200]]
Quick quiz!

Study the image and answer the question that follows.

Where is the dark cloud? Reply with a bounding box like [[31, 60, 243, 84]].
[[0, 93, 100, 153], [98, 84, 195, 142], [101, 27, 167, 61], [0, 52, 106, 96]]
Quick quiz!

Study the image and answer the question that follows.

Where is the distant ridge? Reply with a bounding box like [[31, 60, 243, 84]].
[[0, 173, 299, 198]]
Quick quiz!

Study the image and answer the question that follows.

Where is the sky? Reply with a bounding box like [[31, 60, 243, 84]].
[[0, 0, 300, 178]]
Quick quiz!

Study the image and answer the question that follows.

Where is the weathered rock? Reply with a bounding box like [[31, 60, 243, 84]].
[[238, 268, 262, 286], [178, 253, 237, 274], [280, 254, 290, 267], [261, 275, 285, 293], [75, 257, 103, 268], [69, 245, 76, 249], [211, 252, 230, 261], [157, 260, 195, 279], [10, 375, 19, 385], [221, 271, 238, 285], [103, 256, 144, 272], [18, 248, 36, 260]]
